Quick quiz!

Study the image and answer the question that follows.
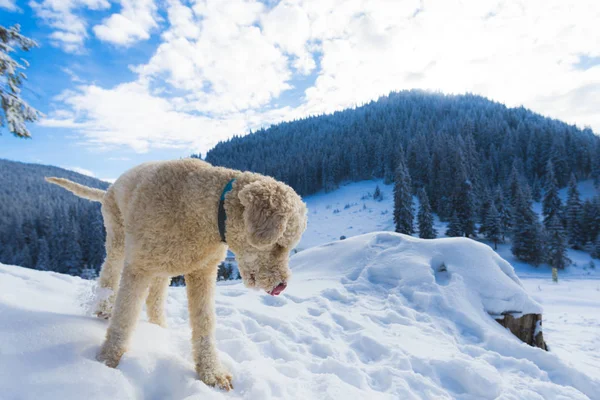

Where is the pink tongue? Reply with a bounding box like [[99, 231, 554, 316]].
[[269, 282, 287, 296]]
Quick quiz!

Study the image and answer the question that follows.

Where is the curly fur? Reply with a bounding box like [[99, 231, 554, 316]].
[[46, 158, 307, 391]]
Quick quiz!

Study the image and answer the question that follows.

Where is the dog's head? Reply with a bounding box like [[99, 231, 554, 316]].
[[229, 178, 307, 296]]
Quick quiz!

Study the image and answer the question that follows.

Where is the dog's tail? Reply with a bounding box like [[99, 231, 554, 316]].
[[45, 177, 106, 202]]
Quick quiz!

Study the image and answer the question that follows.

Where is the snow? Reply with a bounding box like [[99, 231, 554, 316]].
[[300, 179, 600, 278], [2, 232, 600, 399]]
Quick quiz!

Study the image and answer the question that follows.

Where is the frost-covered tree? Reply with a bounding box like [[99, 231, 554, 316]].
[[494, 187, 511, 241], [35, 237, 50, 271], [511, 183, 544, 265], [0, 24, 40, 138], [445, 211, 462, 237], [542, 161, 562, 229], [373, 184, 383, 201], [454, 178, 476, 237], [531, 176, 542, 203], [566, 174, 584, 249], [483, 203, 502, 249], [592, 139, 600, 188], [417, 188, 436, 239], [478, 186, 492, 236], [393, 152, 414, 235], [545, 215, 569, 270], [594, 236, 600, 259]]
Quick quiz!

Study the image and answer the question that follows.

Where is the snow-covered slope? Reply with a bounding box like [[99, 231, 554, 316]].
[[2, 233, 598, 399], [300, 179, 600, 277]]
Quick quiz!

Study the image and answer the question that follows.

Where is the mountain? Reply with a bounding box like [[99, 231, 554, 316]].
[[1, 232, 598, 399], [0, 159, 109, 275], [203, 90, 600, 219]]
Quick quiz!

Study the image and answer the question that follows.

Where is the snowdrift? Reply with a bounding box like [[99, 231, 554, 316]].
[[1, 232, 599, 399]]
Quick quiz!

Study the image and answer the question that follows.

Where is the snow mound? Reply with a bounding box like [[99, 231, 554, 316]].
[[1, 233, 599, 399]]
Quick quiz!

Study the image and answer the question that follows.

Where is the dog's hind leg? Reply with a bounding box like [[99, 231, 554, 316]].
[[146, 276, 170, 327], [97, 264, 151, 368], [186, 266, 233, 391], [95, 191, 125, 319]]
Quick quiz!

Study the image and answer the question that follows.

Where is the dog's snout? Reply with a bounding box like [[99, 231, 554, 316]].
[[268, 282, 287, 296]]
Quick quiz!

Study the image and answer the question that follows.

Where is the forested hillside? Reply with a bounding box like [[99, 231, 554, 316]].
[[204, 90, 600, 220], [0, 160, 108, 276]]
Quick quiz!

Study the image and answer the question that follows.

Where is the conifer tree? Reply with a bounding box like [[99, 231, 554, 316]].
[[542, 161, 562, 229], [546, 214, 570, 270], [531, 176, 542, 203], [417, 188, 436, 239], [511, 183, 544, 265], [0, 24, 40, 138], [483, 203, 502, 249], [478, 187, 492, 236], [593, 141, 600, 188], [445, 211, 462, 237], [494, 187, 511, 241], [566, 174, 584, 249], [593, 236, 600, 259], [507, 164, 521, 209], [393, 152, 414, 235], [35, 238, 50, 271], [373, 185, 383, 201], [459, 179, 476, 237]]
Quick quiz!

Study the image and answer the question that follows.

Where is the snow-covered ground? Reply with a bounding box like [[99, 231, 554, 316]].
[[300, 179, 600, 277], [1, 233, 600, 399], [2, 179, 599, 399]]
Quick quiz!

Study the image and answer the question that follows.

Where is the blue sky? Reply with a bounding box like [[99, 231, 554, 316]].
[[1, 0, 599, 181]]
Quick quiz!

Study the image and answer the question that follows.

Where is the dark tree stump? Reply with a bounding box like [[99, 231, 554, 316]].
[[495, 313, 548, 351]]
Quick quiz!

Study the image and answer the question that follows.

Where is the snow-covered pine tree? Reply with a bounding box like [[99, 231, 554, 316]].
[[542, 161, 562, 229], [494, 187, 511, 241], [566, 174, 584, 249], [417, 188, 436, 239], [531, 176, 542, 203], [582, 199, 598, 246], [64, 217, 83, 276], [511, 183, 544, 265], [373, 185, 383, 201], [478, 186, 492, 236], [393, 152, 414, 235], [545, 214, 569, 270], [593, 140, 600, 188], [594, 235, 600, 259], [483, 203, 502, 249], [507, 164, 522, 209], [0, 24, 40, 138], [450, 162, 476, 237], [35, 237, 50, 271], [445, 211, 462, 237]]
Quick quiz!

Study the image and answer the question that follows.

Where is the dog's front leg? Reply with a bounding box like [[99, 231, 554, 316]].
[[97, 266, 151, 368], [186, 268, 233, 391]]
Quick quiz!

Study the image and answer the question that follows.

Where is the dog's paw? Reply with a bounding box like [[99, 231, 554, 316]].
[[197, 366, 234, 391], [95, 310, 111, 320], [94, 299, 113, 320], [96, 343, 123, 368]]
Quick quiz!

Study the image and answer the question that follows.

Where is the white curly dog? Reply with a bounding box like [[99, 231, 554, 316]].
[[47, 158, 307, 391]]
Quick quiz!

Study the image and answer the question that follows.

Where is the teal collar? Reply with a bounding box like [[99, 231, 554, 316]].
[[218, 179, 236, 242]]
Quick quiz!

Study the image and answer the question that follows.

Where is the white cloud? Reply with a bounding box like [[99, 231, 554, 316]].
[[93, 0, 159, 46], [261, 0, 315, 74], [62, 166, 96, 177], [136, 0, 291, 115], [29, 0, 110, 52], [43, 0, 600, 155], [41, 81, 250, 154], [0, 0, 19, 11]]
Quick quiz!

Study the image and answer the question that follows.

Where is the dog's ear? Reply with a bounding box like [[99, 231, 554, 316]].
[[238, 180, 293, 249]]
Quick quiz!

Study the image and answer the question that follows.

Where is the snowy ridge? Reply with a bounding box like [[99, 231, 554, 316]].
[[1, 233, 599, 399]]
